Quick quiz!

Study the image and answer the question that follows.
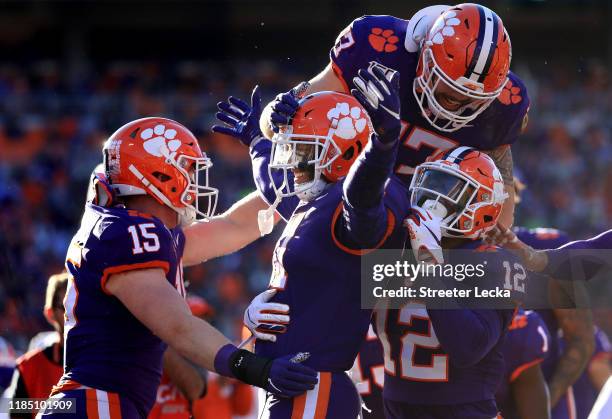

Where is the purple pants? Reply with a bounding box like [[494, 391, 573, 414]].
[[259, 371, 360, 418]]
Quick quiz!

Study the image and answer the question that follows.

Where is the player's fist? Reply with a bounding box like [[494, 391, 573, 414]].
[[404, 206, 444, 264], [266, 352, 318, 398], [351, 64, 401, 145], [212, 85, 263, 147], [269, 90, 299, 133], [243, 289, 289, 342]]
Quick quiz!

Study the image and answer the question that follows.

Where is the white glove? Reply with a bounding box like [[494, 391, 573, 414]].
[[243, 289, 290, 342], [404, 206, 444, 264]]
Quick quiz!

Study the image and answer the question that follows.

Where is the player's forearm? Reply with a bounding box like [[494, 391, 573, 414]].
[[163, 347, 206, 401], [512, 366, 551, 419], [427, 309, 504, 367], [339, 135, 398, 247], [549, 310, 594, 405]]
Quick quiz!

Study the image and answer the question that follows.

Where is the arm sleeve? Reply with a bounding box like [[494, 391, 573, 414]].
[[427, 308, 506, 367], [543, 229, 612, 281], [329, 15, 403, 92], [249, 138, 299, 221], [496, 74, 531, 146], [338, 135, 399, 249]]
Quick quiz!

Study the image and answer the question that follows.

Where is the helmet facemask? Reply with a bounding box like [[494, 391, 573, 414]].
[[409, 162, 503, 238], [174, 153, 218, 225], [413, 48, 505, 132], [269, 126, 341, 202], [123, 151, 218, 227]]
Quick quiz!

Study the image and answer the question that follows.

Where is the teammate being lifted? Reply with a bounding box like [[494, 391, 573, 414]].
[[260, 3, 530, 228]]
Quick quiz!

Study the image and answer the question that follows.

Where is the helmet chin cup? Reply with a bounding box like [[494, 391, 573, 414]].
[[296, 178, 328, 202]]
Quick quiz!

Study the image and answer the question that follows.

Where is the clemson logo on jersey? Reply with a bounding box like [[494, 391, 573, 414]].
[[140, 124, 182, 157], [368, 28, 399, 53], [430, 11, 460, 45], [498, 80, 522, 105], [327, 102, 367, 140]]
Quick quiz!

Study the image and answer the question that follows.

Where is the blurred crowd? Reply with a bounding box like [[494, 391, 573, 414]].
[[0, 58, 610, 354]]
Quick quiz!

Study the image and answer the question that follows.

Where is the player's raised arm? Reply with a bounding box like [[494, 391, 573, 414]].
[[105, 268, 318, 398], [337, 66, 401, 249]]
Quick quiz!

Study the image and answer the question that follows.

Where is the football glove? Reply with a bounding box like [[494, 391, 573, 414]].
[[404, 206, 444, 264], [269, 89, 300, 133], [351, 64, 401, 145], [216, 344, 317, 398], [243, 289, 289, 342], [212, 85, 264, 147]]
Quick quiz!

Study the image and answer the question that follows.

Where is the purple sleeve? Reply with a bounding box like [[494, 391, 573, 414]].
[[249, 139, 299, 221], [543, 229, 612, 281], [495, 73, 531, 146], [427, 308, 507, 368], [330, 15, 403, 92], [338, 135, 398, 249]]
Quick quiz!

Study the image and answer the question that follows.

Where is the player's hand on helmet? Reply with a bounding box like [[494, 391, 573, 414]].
[[404, 206, 444, 264], [269, 90, 300, 133], [351, 65, 401, 145], [244, 289, 289, 342], [212, 85, 264, 147], [265, 352, 317, 398]]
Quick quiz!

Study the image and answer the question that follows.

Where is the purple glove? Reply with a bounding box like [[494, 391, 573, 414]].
[[269, 90, 300, 133], [266, 353, 317, 397], [351, 65, 401, 145], [212, 86, 263, 147]]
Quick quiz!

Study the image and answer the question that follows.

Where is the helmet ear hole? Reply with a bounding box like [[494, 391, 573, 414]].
[[342, 146, 355, 161], [152, 172, 172, 182]]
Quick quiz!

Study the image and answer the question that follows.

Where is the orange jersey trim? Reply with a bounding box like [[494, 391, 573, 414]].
[[509, 357, 544, 382], [86, 389, 100, 419], [330, 62, 351, 94], [101, 261, 170, 295], [313, 372, 331, 419], [331, 203, 396, 256]]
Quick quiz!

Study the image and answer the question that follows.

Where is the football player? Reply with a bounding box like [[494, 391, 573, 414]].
[[495, 309, 551, 419], [378, 147, 530, 419], [260, 3, 529, 229], [214, 68, 414, 417], [40, 118, 319, 419], [4, 272, 67, 419]]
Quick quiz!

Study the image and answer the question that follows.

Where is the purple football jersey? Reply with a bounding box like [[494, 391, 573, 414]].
[[377, 241, 523, 407], [330, 15, 530, 183], [566, 328, 611, 419], [255, 178, 410, 372], [60, 204, 186, 417], [349, 324, 385, 419], [496, 309, 550, 419]]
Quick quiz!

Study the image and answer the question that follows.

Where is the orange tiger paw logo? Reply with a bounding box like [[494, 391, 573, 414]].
[[368, 28, 399, 53], [499, 80, 522, 105]]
